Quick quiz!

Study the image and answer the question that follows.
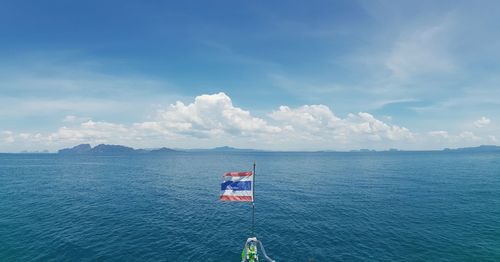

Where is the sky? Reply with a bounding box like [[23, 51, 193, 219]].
[[1, 0, 499, 152]]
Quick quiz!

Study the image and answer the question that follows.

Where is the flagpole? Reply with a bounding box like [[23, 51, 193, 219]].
[[252, 161, 256, 236]]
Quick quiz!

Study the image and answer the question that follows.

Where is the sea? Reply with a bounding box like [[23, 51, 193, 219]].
[[1, 151, 499, 261]]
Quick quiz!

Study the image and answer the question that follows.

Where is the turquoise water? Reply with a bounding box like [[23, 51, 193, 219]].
[[1, 152, 499, 261]]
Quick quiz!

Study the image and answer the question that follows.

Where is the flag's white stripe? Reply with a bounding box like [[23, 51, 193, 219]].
[[220, 190, 253, 196], [223, 176, 253, 182]]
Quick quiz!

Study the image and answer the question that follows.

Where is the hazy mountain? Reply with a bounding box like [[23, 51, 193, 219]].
[[184, 146, 260, 152], [444, 145, 500, 152], [149, 147, 178, 154], [58, 144, 177, 155], [58, 144, 92, 154], [56, 144, 500, 155], [90, 144, 136, 155]]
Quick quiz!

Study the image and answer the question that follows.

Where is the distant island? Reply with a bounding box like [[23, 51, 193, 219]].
[[348, 145, 500, 153], [55, 144, 500, 155], [57, 144, 258, 155], [58, 144, 178, 155], [183, 146, 259, 153], [443, 145, 500, 152]]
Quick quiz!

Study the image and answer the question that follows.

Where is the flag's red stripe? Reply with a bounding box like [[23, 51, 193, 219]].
[[224, 171, 253, 177], [220, 195, 253, 201]]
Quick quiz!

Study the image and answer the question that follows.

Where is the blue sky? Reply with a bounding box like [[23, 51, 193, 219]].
[[1, 0, 499, 151]]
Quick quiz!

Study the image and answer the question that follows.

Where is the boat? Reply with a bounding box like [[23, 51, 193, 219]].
[[220, 162, 276, 261], [241, 237, 275, 262]]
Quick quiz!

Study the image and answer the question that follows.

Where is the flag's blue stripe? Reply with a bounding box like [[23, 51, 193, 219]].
[[221, 181, 252, 191]]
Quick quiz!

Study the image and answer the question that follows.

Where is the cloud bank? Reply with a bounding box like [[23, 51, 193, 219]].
[[1, 93, 497, 152]]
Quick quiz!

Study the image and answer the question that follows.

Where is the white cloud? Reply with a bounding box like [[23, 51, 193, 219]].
[[1, 131, 15, 143], [428, 130, 449, 139], [62, 115, 91, 123], [474, 116, 491, 128], [351, 112, 414, 141], [385, 20, 455, 79], [269, 104, 414, 146], [139, 92, 281, 138], [47, 120, 134, 144], [458, 131, 481, 141], [63, 115, 78, 122], [270, 105, 340, 132], [424, 130, 493, 149]]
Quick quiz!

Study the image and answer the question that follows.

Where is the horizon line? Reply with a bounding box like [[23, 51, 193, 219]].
[[2, 143, 499, 154]]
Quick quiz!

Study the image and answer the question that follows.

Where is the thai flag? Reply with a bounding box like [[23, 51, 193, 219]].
[[220, 171, 254, 202]]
